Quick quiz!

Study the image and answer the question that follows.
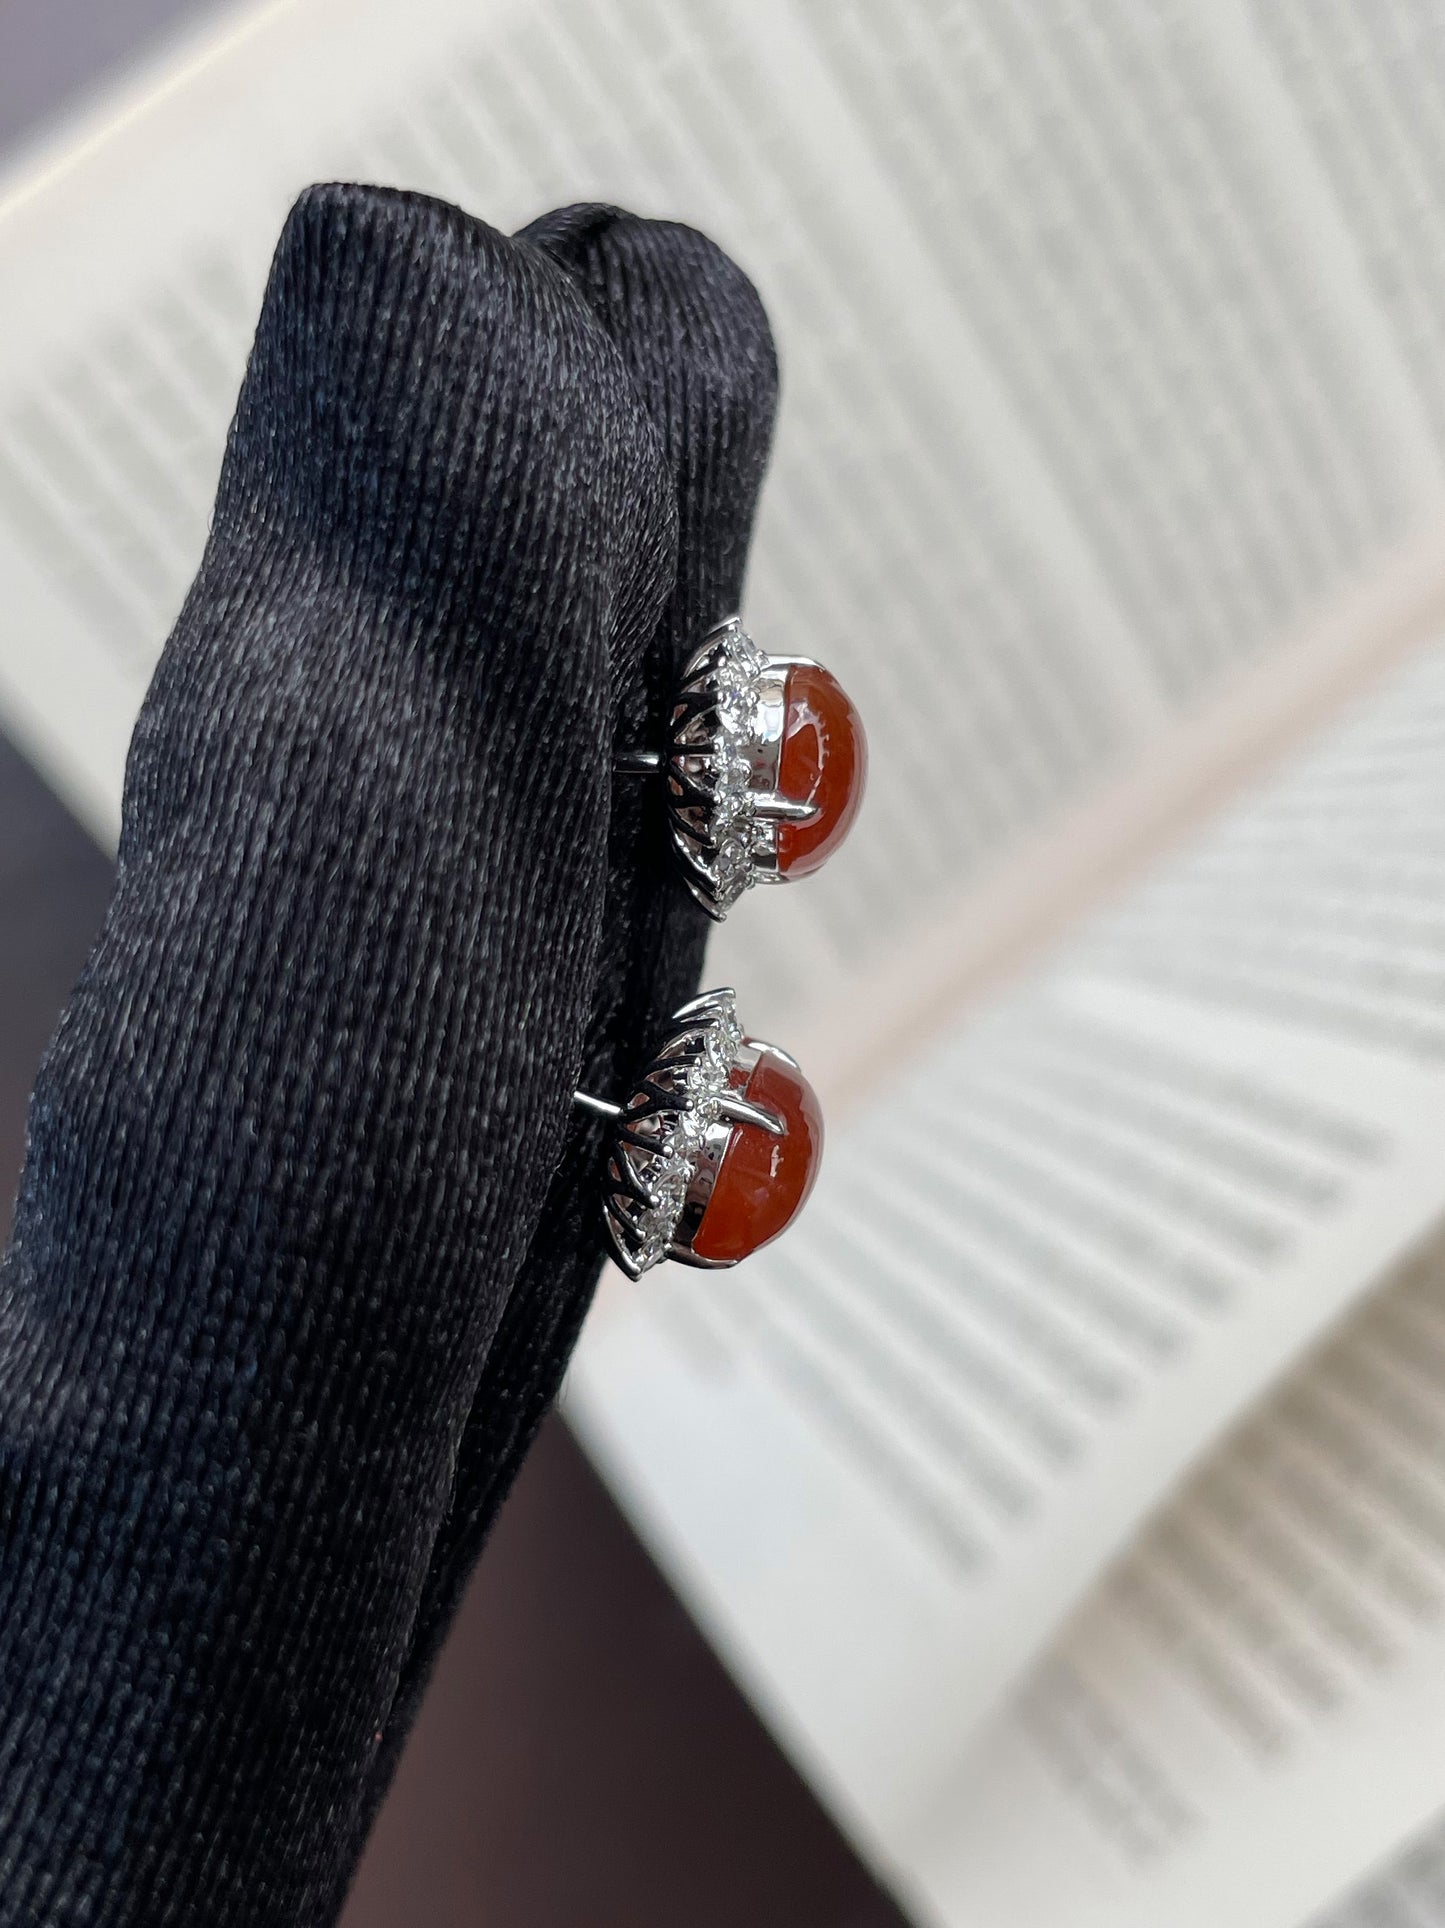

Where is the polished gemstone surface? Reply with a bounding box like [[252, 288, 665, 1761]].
[[692, 1042, 824, 1264], [775, 662, 867, 878]]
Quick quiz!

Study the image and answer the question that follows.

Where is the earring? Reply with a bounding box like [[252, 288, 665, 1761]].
[[574, 988, 822, 1277], [617, 615, 867, 919]]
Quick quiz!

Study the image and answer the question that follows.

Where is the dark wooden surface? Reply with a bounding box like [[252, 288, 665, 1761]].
[[0, 730, 906, 1924]]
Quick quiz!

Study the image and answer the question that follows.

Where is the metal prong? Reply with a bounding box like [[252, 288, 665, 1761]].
[[718, 1093, 786, 1137], [611, 1241, 644, 1280], [614, 749, 664, 774], [682, 871, 729, 921], [666, 1241, 734, 1270], [674, 986, 736, 1022], [574, 1090, 623, 1120], [751, 792, 820, 824]]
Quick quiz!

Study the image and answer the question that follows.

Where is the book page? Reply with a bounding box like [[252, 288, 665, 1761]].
[[917, 1233, 1445, 1927], [5, 0, 1445, 1052], [1312, 1805, 1445, 1927], [569, 632, 1445, 1913]]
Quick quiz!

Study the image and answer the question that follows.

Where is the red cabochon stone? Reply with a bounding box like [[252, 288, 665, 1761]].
[[775, 662, 867, 878], [691, 1043, 824, 1265]]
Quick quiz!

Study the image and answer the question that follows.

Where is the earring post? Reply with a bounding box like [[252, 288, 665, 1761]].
[[573, 1090, 623, 1120]]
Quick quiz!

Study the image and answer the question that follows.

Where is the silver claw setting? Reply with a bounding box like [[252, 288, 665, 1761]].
[[584, 988, 780, 1278], [656, 617, 820, 920]]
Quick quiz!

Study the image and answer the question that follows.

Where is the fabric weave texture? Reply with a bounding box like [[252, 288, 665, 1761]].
[[0, 183, 777, 1924]]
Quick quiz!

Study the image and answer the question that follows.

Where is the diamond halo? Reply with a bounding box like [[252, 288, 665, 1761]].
[[600, 989, 748, 1276], [662, 619, 791, 918]]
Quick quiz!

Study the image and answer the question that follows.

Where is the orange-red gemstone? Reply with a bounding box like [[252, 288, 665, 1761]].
[[775, 662, 867, 879], [691, 1043, 824, 1264]]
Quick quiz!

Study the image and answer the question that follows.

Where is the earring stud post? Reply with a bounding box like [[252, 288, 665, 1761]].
[[573, 1090, 623, 1121]]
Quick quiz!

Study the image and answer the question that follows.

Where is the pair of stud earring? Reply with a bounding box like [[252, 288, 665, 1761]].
[[574, 617, 866, 1278]]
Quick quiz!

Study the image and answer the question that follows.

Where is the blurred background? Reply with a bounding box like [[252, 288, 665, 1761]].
[[8, 1, 1445, 1923]]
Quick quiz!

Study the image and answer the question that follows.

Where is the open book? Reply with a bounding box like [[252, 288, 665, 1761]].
[[6, 1, 1445, 1923]]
